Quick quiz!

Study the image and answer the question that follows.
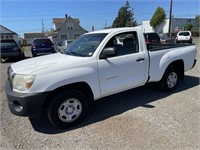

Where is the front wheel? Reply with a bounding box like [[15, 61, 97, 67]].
[[47, 90, 89, 129], [159, 66, 180, 92]]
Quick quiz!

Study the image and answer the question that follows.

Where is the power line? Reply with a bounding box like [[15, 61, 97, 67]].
[[1, 19, 42, 22], [0, 12, 117, 18]]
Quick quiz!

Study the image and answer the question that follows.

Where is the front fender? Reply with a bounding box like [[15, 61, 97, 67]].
[[28, 67, 101, 100]]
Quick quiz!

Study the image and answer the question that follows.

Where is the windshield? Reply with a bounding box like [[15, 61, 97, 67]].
[[34, 39, 53, 45], [179, 32, 190, 36], [0, 40, 18, 48], [65, 33, 108, 57]]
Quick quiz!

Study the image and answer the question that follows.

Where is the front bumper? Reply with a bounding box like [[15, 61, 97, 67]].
[[5, 81, 49, 117]]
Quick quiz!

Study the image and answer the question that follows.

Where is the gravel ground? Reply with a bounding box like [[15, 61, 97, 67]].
[[0, 38, 199, 150]]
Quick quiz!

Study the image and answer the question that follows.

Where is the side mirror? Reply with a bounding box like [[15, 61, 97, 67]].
[[100, 47, 117, 59]]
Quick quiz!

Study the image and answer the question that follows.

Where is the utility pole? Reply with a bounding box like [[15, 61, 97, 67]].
[[132, 7, 134, 27], [42, 19, 44, 33], [168, 0, 173, 38], [105, 20, 107, 29]]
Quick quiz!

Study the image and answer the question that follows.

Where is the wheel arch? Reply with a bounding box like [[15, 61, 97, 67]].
[[43, 82, 94, 108], [166, 59, 184, 80]]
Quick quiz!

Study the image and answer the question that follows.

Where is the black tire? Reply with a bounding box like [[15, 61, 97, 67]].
[[32, 52, 37, 57], [47, 89, 89, 129], [159, 66, 180, 92]]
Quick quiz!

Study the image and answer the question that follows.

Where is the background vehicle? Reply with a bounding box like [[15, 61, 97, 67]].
[[159, 34, 175, 44], [143, 33, 160, 44], [54, 41, 63, 52], [1, 39, 25, 61], [31, 38, 56, 57], [61, 40, 73, 53], [54, 40, 73, 53], [6, 27, 197, 129], [176, 31, 192, 44]]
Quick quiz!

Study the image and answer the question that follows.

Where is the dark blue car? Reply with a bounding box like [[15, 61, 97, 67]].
[[31, 38, 56, 57], [1, 39, 25, 61]]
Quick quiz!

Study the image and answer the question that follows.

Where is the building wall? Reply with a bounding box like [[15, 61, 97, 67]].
[[142, 21, 154, 33], [0, 25, 19, 42], [24, 33, 46, 44], [57, 19, 86, 41], [142, 19, 169, 34], [171, 18, 196, 32], [142, 18, 196, 34]]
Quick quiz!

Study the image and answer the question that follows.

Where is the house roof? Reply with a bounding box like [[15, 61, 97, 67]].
[[0, 25, 18, 35], [52, 18, 80, 24], [53, 16, 87, 33]]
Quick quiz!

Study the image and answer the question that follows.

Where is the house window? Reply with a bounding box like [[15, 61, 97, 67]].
[[61, 34, 67, 40], [5, 34, 13, 39], [67, 23, 73, 30], [52, 35, 58, 39], [1, 34, 4, 40], [74, 34, 80, 39]]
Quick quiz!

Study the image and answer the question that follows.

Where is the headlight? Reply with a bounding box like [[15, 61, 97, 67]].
[[12, 74, 36, 91]]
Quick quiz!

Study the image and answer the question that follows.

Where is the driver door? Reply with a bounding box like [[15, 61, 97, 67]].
[[98, 31, 147, 97]]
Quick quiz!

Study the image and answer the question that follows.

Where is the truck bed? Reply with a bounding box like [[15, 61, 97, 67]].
[[148, 43, 195, 51]]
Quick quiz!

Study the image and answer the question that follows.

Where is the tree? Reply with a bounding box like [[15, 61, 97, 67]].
[[195, 15, 200, 31], [184, 23, 193, 31], [150, 7, 166, 29], [112, 0, 137, 28]]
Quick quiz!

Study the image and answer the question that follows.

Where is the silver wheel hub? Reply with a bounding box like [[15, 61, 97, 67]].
[[167, 72, 177, 88], [58, 98, 82, 123]]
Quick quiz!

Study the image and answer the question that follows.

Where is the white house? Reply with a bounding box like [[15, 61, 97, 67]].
[[49, 15, 87, 43]]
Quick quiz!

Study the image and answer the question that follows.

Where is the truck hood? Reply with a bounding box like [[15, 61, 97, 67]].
[[11, 53, 85, 74]]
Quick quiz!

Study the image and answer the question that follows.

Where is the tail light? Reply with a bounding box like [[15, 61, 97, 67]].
[[146, 35, 150, 44], [31, 45, 36, 49]]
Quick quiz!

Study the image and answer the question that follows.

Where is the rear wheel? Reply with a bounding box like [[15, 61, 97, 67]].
[[32, 53, 37, 57], [47, 89, 89, 129], [159, 66, 180, 92]]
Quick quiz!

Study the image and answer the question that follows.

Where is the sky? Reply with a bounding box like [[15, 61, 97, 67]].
[[0, 0, 199, 37]]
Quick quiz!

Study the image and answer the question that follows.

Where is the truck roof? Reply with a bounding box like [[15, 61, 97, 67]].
[[86, 27, 141, 34]]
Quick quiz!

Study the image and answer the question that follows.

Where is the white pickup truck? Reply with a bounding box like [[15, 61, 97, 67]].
[[6, 27, 197, 129]]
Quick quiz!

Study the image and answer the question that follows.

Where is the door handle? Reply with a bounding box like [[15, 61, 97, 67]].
[[136, 58, 145, 62]]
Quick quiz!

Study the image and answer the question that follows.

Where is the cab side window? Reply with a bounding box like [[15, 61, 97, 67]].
[[104, 31, 139, 57]]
